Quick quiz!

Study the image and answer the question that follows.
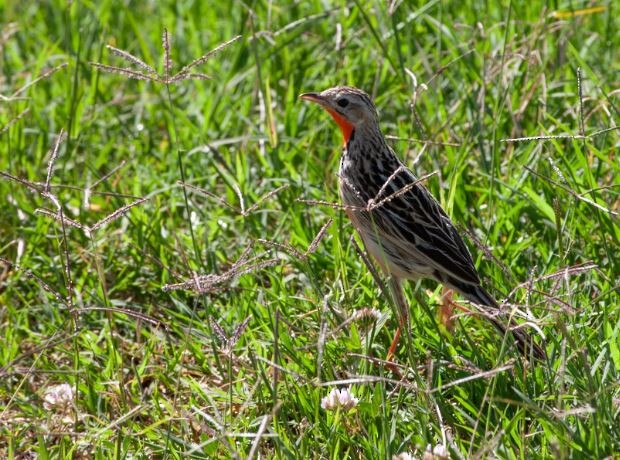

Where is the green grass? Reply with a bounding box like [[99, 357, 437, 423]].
[[1, 0, 619, 458]]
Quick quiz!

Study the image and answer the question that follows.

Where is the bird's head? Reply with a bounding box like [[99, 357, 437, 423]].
[[300, 86, 379, 143]]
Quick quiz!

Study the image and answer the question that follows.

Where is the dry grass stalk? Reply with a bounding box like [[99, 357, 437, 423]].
[[44, 129, 66, 194], [524, 166, 618, 216], [460, 226, 513, 281], [36, 195, 148, 238], [162, 247, 280, 293], [501, 128, 620, 142], [177, 35, 241, 74], [0, 257, 65, 305], [299, 171, 437, 214], [502, 66, 619, 143], [2, 130, 148, 240], [91, 29, 241, 85], [305, 218, 333, 255], [507, 262, 598, 300], [107, 46, 156, 73], [258, 218, 333, 260], [385, 135, 460, 147], [0, 171, 42, 193], [0, 63, 68, 101], [243, 185, 289, 216], [84, 160, 127, 208], [75, 307, 166, 328], [0, 256, 165, 329], [90, 197, 148, 231], [34, 208, 86, 231], [181, 181, 288, 216], [0, 108, 30, 135], [162, 29, 172, 82], [212, 317, 252, 353]]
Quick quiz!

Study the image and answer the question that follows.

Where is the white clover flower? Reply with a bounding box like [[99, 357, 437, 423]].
[[392, 453, 414, 460], [423, 443, 449, 460], [42, 383, 74, 410], [321, 388, 359, 411], [433, 444, 448, 458]]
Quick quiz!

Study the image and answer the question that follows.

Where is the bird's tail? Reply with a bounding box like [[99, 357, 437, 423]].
[[487, 315, 546, 360], [459, 283, 547, 361]]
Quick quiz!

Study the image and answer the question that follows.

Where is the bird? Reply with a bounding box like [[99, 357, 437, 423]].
[[300, 86, 545, 361]]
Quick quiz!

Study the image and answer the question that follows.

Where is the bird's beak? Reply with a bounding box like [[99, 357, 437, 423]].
[[300, 92, 326, 106], [299, 91, 354, 144]]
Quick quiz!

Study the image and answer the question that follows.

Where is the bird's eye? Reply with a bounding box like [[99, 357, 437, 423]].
[[337, 98, 349, 108]]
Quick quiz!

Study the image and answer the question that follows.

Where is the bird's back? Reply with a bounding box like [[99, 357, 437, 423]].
[[340, 136, 482, 289]]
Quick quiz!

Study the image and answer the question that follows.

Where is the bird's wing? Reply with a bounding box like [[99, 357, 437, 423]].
[[364, 166, 481, 286]]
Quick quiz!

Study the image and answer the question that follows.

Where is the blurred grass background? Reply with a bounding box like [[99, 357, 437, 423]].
[[1, 0, 619, 458]]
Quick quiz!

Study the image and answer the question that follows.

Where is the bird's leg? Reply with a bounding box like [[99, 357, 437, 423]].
[[386, 277, 409, 362], [438, 287, 456, 332]]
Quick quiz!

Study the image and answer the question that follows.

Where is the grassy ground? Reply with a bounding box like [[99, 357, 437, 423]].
[[1, 0, 619, 458]]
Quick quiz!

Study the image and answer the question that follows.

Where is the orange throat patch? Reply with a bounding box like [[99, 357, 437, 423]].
[[326, 108, 354, 144]]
